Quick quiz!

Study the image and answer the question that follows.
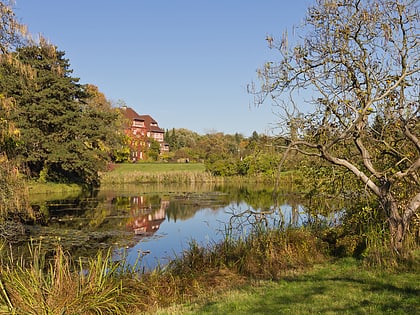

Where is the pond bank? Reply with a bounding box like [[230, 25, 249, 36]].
[[0, 229, 418, 314]]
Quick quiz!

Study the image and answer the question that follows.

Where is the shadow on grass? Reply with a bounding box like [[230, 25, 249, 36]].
[[195, 262, 420, 315]]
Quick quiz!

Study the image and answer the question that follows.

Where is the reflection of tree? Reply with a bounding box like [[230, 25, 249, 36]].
[[218, 184, 304, 212], [222, 184, 348, 229], [165, 192, 233, 221], [165, 201, 204, 222]]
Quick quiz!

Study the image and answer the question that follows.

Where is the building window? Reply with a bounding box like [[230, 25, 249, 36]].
[[133, 120, 144, 127]]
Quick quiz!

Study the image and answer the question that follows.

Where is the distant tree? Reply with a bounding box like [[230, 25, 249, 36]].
[[251, 0, 419, 253], [147, 139, 161, 161]]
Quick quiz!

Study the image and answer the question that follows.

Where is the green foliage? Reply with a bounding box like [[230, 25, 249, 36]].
[[205, 151, 282, 178], [165, 128, 200, 152], [161, 128, 295, 179], [239, 153, 280, 177], [112, 135, 130, 163], [205, 157, 238, 176]]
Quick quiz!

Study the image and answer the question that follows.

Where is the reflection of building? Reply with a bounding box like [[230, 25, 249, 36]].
[[132, 207, 166, 235], [127, 196, 169, 235]]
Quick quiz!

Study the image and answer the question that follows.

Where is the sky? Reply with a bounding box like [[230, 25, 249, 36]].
[[14, 0, 312, 136]]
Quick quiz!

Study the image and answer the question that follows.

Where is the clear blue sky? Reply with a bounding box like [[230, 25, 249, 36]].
[[14, 0, 311, 136]]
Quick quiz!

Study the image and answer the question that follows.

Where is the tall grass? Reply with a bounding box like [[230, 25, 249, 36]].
[[100, 162, 296, 185], [0, 243, 136, 315], [102, 170, 216, 185], [169, 226, 327, 281], [101, 162, 214, 184]]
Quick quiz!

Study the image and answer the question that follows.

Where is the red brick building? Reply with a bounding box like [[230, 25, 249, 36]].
[[119, 106, 169, 161]]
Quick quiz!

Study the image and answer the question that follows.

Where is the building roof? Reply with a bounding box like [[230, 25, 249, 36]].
[[119, 107, 164, 133], [119, 106, 144, 122], [138, 115, 164, 133]]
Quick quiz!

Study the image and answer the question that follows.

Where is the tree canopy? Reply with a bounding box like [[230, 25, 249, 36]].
[[251, 0, 419, 252]]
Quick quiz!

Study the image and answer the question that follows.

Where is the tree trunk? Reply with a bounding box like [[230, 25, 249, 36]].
[[382, 194, 404, 254]]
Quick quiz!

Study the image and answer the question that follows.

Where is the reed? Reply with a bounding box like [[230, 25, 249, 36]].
[[169, 226, 327, 281], [101, 170, 217, 185], [100, 162, 301, 186]]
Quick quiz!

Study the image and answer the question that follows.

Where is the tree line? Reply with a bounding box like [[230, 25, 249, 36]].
[[164, 128, 295, 177]]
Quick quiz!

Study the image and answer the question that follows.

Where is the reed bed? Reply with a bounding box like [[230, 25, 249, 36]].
[[101, 170, 217, 185], [100, 162, 301, 186]]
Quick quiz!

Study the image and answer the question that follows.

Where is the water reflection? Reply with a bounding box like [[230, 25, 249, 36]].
[[26, 183, 341, 270], [126, 196, 168, 235]]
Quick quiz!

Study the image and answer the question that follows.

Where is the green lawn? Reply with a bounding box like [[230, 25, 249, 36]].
[[109, 162, 206, 174], [158, 258, 419, 315]]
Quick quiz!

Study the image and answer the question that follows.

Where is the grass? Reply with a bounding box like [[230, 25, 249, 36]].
[[100, 162, 297, 185], [0, 227, 327, 314], [166, 257, 419, 314]]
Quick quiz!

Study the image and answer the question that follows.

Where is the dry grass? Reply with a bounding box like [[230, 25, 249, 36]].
[[101, 163, 214, 185]]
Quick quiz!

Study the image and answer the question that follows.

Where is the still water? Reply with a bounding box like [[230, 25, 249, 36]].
[[29, 183, 313, 270]]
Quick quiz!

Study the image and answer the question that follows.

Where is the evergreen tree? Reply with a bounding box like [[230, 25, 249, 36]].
[[0, 42, 120, 186]]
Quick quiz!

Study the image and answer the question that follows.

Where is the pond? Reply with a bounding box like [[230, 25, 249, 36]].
[[26, 183, 324, 270]]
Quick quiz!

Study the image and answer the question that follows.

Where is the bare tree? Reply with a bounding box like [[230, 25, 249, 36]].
[[251, 0, 419, 253]]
